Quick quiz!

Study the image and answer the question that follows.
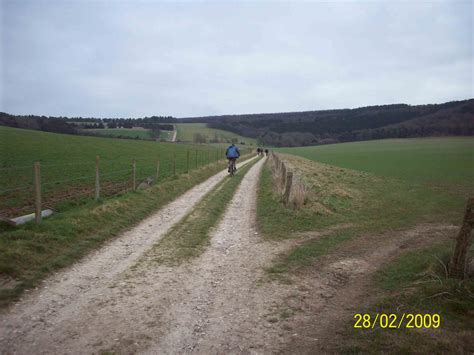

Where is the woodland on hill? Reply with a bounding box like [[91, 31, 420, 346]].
[[182, 99, 474, 146]]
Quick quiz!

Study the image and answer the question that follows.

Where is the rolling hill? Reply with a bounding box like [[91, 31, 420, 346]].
[[182, 99, 474, 147]]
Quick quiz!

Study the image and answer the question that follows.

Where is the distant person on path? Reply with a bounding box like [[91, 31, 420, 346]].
[[264, 148, 269, 156], [256, 147, 262, 156], [226, 143, 241, 173]]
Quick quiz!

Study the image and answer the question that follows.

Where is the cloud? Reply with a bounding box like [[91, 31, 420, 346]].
[[1, 0, 472, 117]]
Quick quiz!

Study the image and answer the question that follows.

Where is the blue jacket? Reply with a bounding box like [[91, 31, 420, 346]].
[[226, 145, 240, 158]]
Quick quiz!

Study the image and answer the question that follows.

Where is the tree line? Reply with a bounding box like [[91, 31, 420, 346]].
[[181, 99, 473, 147], [0, 113, 177, 137]]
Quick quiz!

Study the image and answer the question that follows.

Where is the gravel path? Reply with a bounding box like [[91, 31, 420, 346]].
[[141, 156, 288, 354], [0, 156, 257, 354]]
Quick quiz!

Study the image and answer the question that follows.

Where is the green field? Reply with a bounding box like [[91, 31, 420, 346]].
[[0, 126, 231, 217], [176, 123, 256, 146], [87, 128, 175, 142], [278, 137, 474, 196], [87, 128, 154, 139], [259, 137, 473, 352], [159, 130, 174, 141]]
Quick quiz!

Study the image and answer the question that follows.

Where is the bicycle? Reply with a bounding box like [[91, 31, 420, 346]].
[[228, 158, 237, 177]]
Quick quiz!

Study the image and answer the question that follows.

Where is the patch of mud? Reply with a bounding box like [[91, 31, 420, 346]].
[[293, 223, 354, 240], [0, 276, 20, 291], [328, 258, 370, 276]]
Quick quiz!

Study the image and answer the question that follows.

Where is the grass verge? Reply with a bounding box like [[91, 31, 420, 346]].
[[257, 154, 464, 274], [258, 155, 464, 241], [141, 157, 261, 265], [0, 159, 243, 309]]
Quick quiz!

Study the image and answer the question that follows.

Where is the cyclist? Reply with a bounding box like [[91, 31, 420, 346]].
[[225, 143, 240, 174]]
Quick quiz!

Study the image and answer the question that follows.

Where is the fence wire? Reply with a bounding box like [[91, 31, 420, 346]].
[[0, 146, 247, 219]]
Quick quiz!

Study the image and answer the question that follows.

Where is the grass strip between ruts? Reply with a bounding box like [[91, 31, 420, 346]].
[[142, 156, 262, 266]]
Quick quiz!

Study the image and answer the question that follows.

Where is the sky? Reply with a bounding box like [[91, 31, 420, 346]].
[[1, 0, 472, 118]]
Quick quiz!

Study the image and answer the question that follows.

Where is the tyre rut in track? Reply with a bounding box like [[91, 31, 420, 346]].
[[142, 156, 288, 353]]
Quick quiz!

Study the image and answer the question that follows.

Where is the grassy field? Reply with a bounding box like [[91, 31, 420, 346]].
[[0, 126, 233, 217], [159, 130, 174, 141], [176, 123, 256, 146], [278, 137, 474, 196], [87, 128, 153, 139], [258, 138, 473, 352]]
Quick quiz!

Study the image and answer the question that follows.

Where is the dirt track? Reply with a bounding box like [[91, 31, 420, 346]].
[[0, 156, 258, 354], [0, 154, 459, 354]]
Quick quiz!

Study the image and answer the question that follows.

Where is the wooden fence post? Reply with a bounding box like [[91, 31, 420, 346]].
[[132, 159, 137, 191], [448, 197, 474, 279], [156, 159, 160, 182], [208, 150, 210, 164], [95, 156, 100, 201], [173, 152, 176, 176], [281, 164, 287, 193], [282, 171, 293, 205], [34, 162, 42, 224], [195, 149, 198, 169], [186, 150, 190, 173]]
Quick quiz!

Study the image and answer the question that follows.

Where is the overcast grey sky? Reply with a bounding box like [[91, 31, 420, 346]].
[[1, 0, 472, 118]]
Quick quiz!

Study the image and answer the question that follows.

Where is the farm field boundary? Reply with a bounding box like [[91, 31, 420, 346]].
[[0, 126, 252, 219]]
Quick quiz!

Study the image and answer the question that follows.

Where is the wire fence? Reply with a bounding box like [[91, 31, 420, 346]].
[[1, 146, 250, 220]]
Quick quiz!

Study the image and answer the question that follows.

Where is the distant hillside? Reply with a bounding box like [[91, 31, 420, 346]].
[[0, 112, 176, 138], [181, 99, 474, 147]]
